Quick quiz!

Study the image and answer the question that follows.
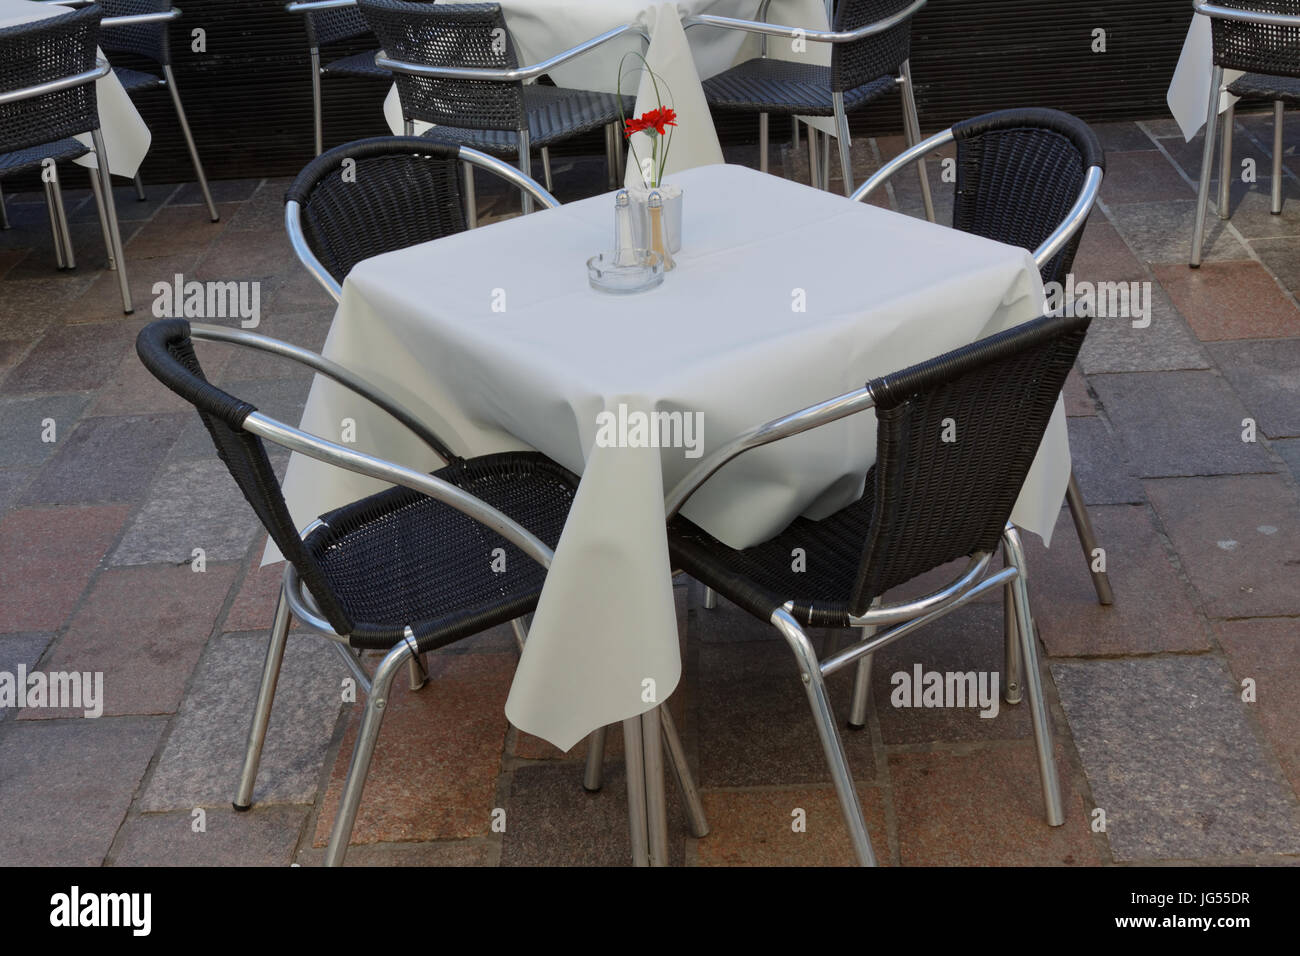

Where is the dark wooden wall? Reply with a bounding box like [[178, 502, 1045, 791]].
[[119, 0, 1199, 182]]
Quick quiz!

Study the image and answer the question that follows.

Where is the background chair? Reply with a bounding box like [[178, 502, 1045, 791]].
[[361, 0, 637, 216], [0, 5, 132, 312], [1190, 0, 1300, 266], [286, 0, 392, 156], [852, 106, 1113, 615], [685, 0, 934, 215], [663, 311, 1091, 865], [284, 135, 561, 301]]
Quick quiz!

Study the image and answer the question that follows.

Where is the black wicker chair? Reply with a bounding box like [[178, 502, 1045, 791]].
[[360, 0, 638, 217], [852, 107, 1113, 612], [72, 0, 220, 222], [284, 136, 560, 301], [660, 312, 1090, 865], [135, 317, 585, 865], [285, 0, 393, 156], [684, 0, 934, 213], [0, 5, 132, 312], [1190, 0, 1300, 266]]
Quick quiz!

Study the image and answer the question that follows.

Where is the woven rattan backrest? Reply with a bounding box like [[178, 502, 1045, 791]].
[[1209, 0, 1300, 77], [360, 0, 524, 131], [305, 2, 373, 47], [135, 319, 355, 636], [849, 313, 1089, 612], [285, 136, 468, 284], [0, 6, 102, 154], [831, 0, 915, 92], [951, 108, 1105, 286], [97, 0, 169, 65]]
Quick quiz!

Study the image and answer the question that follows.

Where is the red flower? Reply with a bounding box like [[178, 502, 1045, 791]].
[[624, 106, 678, 138]]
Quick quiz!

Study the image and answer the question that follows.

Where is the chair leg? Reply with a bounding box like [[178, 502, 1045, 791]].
[[517, 129, 534, 215], [86, 168, 115, 271], [1217, 101, 1234, 220], [661, 705, 709, 837], [133, 171, 147, 202], [1191, 65, 1225, 267], [899, 60, 935, 223], [1002, 560, 1023, 706], [463, 161, 478, 229], [1273, 101, 1284, 215], [703, 586, 717, 609], [0, 182, 9, 230], [1001, 525, 1065, 827], [623, 714, 650, 866], [833, 94, 853, 195], [407, 651, 428, 691], [641, 705, 670, 865], [807, 125, 820, 189], [759, 112, 769, 173], [233, 582, 293, 810], [847, 597, 880, 728], [582, 724, 607, 792], [43, 178, 68, 270], [770, 608, 877, 866], [792, 115, 800, 151], [541, 146, 553, 192], [163, 65, 219, 222], [820, 128, 831, 190], [1066, 470, 1114, 606], [324, 639, 412, 866], [90, 129, 132, 313], [310, 47, 324, 157]]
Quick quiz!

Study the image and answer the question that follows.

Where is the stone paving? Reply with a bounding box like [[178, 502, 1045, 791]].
[[1, 115, 1298, 866]]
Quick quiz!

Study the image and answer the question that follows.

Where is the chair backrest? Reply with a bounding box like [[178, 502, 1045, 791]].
[[97, 0, 170, 67], [0, 6, 102, 154], [949, 107, 1105, 285], [285, 136, 469, 285], [849, 312, 1089, 613], [832, 0, 917, 93], [135, 318, 356, 636], [305, 1, 374, 47], [1207, 0, 1300, 78], [360, 0, 525, 131]]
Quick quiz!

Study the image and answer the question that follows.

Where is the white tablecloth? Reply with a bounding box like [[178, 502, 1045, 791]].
[[1167, 11, 1243, 141], [270, 164, 1067, 751], [381, 0, 833, 188], [0, 0, 150, 177]]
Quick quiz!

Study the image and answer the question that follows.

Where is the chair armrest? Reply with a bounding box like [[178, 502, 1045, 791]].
[[189, 323, 462, 465], [242, 411, 555, 570], [102, 9, 182, 28], [375, 22, 645, 83], [1193, 0, 1300, 28], [286, 0, 357, 13], [664, 386, 875, 519], [0, 57, 109, 106], [851, 126, 953, 202], [682, 0, 925, 44], [1032, 165, 1103, 270]]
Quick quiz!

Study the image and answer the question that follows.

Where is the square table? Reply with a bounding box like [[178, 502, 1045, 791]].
[[273, 162, 1065, 863]]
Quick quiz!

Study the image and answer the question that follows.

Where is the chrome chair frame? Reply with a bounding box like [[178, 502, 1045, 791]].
[[0, 48, 133, 312], [851, 124, 1114, 614], [372, 20, 645, 215], [682, 0, 935, 218], [660, 382, 1063, 866], [1189, 0, 1300, 266], [285, 144, 561, 302], [190, 323, 706, 865]]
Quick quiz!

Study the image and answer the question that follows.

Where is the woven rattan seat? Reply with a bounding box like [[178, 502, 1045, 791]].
[[0, 138, 89, 177], [1228, 70, 1300, 102], [702, 59, 896, 116], [308, 452, 578, 650], [111, 65, 163, 91], [418, 85, 634, 153], [322, 48, 390, 78]]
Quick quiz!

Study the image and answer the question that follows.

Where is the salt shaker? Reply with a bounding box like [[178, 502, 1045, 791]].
[[614, 189, 636, 260]]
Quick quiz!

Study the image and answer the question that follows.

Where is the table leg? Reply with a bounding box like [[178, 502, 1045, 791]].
[[641, 705, 670, 866], [623, 716, 650, 866]]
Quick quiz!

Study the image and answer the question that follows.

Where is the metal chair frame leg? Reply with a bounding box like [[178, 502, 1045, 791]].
[[660, 706, 709, 837], [1217, 101, 1234, 220], [517, 129, 534, 215], [899, 60, 935, 222], [463, 161, 478, 229], [623, 714, 650, 865], [1191, 65, 1225, 267], [582, 724, 607, 792], [847, 598, 880, 728], [310, 46, 324, 157], [87, 168, 114, 270], [1002, 576, 1023, 704], [833, 94, 853, 196], [0, 182, 9, 230], [541, 145, 553, 192], [1066, 470, 1114, 605], [703, 585, 717, 609], [1272, 100, 1285, 215], [43, 177, 68, 270], [759, 111, 769, 173], [233, 582, 293, 810], [771, 608, 877, 866], [90, 129, 132, 313], [162, 64, 219, 222], [132, 171, 147, 202], [807, 123, 820, 189]]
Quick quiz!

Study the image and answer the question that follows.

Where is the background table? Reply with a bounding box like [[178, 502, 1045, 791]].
[[0, 0, 150, 177], [271, 163, 1066, 755], [382, 0, 833, 187]]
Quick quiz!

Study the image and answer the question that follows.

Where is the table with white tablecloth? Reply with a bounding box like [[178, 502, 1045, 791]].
[[382, 0, 836, 187], [272, 163, 1066, 759], [0, 0, 150, 177], [1167, 10, 1243, 141]]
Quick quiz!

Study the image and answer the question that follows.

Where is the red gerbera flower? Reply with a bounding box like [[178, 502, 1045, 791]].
[[624, 106, 678, 138]]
